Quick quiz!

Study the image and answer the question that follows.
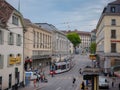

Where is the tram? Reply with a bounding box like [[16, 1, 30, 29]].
[[50, 60, 74, 74]]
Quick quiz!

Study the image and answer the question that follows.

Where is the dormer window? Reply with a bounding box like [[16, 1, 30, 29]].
[[12, 15, 19, 25], [111, 7, 115, 13]]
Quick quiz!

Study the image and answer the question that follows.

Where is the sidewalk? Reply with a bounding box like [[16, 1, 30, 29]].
[[19, 66, 50, 90], [19, 81, 47, 90]]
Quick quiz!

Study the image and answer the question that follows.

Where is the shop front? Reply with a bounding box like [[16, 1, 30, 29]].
[[32, 55, 51, 72]]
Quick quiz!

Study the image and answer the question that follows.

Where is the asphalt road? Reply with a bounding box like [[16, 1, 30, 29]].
[[40, 54, 92, 90]]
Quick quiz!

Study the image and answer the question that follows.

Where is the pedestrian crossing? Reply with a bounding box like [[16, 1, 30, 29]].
[[56, 76, 81, 80]]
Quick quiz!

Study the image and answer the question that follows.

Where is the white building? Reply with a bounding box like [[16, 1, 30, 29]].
[[24, 19, 52, 70], [36, 23, 71, 62], [0, 1, 24, 89]]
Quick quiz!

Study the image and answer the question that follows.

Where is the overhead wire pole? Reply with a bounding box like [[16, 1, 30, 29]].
[[18, 0, 20, 12]]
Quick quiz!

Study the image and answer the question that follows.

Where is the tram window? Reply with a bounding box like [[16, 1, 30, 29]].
[[67, 64, 69, 68], [55, 66, 57, 70], [57, 66, 60, 69], [114, 67, 120, 71], [61, 65, 66, 70]]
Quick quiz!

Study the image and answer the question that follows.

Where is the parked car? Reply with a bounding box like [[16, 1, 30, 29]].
[[99, 76, 109, 89]]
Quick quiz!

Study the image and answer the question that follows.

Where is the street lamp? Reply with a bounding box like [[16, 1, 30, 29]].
[[39, 63, 42, 72]]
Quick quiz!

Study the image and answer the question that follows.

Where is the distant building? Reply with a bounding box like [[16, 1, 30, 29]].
[[91, 29, 96, 43], [96, 0, 120, 74], [62, 30, 91, 54], [24, 20, 52, 70], [0, 0, 24, 89]]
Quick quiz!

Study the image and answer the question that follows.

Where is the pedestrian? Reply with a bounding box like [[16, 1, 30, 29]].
[[72, 77, 76, 86], [119, 83, 120, 90], [79, 68, 82, 74], [112, 81, 114, 87], [81, 81, 85, 90], [33, 79, 36, 88]]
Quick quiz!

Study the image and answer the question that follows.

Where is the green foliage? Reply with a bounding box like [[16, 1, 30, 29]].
[[90, 42, 96, 54], [67, 32, 81, 47]]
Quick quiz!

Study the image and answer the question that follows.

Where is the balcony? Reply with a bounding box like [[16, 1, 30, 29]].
[[32, 55, 51, 60]]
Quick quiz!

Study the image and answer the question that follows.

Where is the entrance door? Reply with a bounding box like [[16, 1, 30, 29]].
[[0, 76, 2, 90], [9, 74, 12, 89]]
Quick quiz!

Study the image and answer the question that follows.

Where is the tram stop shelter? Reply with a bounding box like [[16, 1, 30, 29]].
[[82, 67, 102, 90]]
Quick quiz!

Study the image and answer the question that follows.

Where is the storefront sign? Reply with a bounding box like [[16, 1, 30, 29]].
[[9, 57, 16, 65], [9, 56, 21, 65], [16, 56, 21, 64], [111, 40, 120, 42]]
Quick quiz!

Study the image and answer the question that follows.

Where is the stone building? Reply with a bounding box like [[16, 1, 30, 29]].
[[96, 0, 120, 74], [63, 30, 91, 54], [24, 20, 52, 71], [91, 29, 96, 43], [36, 23, 71, 63]]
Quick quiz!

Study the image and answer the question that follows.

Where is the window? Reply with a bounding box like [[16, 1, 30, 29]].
[[111, 30, 116, 38], [8, 32, 14, 45], [0, 54, 3, 69], [40, 33, 42, 48], [111, 19, 116, 25], [111, 43, 116, 53], [16, 34, 21, 46], [37, 32, 39, 48], [33, 31, 35, 48], [12, 15, 19, 25], [111, 7, 115, 13], [0, 30, 3, 44]]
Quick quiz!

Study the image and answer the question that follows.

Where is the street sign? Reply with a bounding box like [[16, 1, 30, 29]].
[[89, 54, 96, 60]]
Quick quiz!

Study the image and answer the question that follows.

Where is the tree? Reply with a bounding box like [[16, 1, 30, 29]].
[[66, 32, 81, 48], [90, 42, 96, 54]]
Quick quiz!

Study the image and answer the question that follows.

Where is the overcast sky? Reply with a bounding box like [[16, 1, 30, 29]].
[[6, 0, 114, 31]]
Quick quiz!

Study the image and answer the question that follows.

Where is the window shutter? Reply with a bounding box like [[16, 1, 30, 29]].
[[2, 31, 4, 44], [0, 55, 4, 69], [18, 35, 21, 46], [16, 34, 21, 46], [8, 33, 10, 45], [11, 33, 14, 45]]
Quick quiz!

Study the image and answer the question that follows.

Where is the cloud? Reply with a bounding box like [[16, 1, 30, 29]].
[[6, 0, 115, 32]]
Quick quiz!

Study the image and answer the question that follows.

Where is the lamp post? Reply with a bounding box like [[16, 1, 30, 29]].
[[39, 63, 42, 72]]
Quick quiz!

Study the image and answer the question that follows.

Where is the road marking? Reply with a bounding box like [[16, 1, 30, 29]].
[[56, 87, 61, 90]]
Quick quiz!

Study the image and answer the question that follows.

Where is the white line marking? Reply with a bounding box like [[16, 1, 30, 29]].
[[56, 87, 62, 90]]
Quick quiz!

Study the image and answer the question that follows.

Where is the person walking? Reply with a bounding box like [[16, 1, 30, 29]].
[[72, 77, 76, 87], [33, 79, 36, 88], [81, 81, 85, 90], [119, 83, 120, 90], [79, 68, 82, 74], [112, 81, 114, 87]]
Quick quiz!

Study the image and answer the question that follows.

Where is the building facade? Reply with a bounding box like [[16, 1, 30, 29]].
[[96, 0, 120, 74], [77, 30, 91, 54], [63, 30, 91, 54], [0, 0, 24, 89], [24, 20, 52, 71], [36, 23, 71, 63], [91, 29, 96, 43]]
